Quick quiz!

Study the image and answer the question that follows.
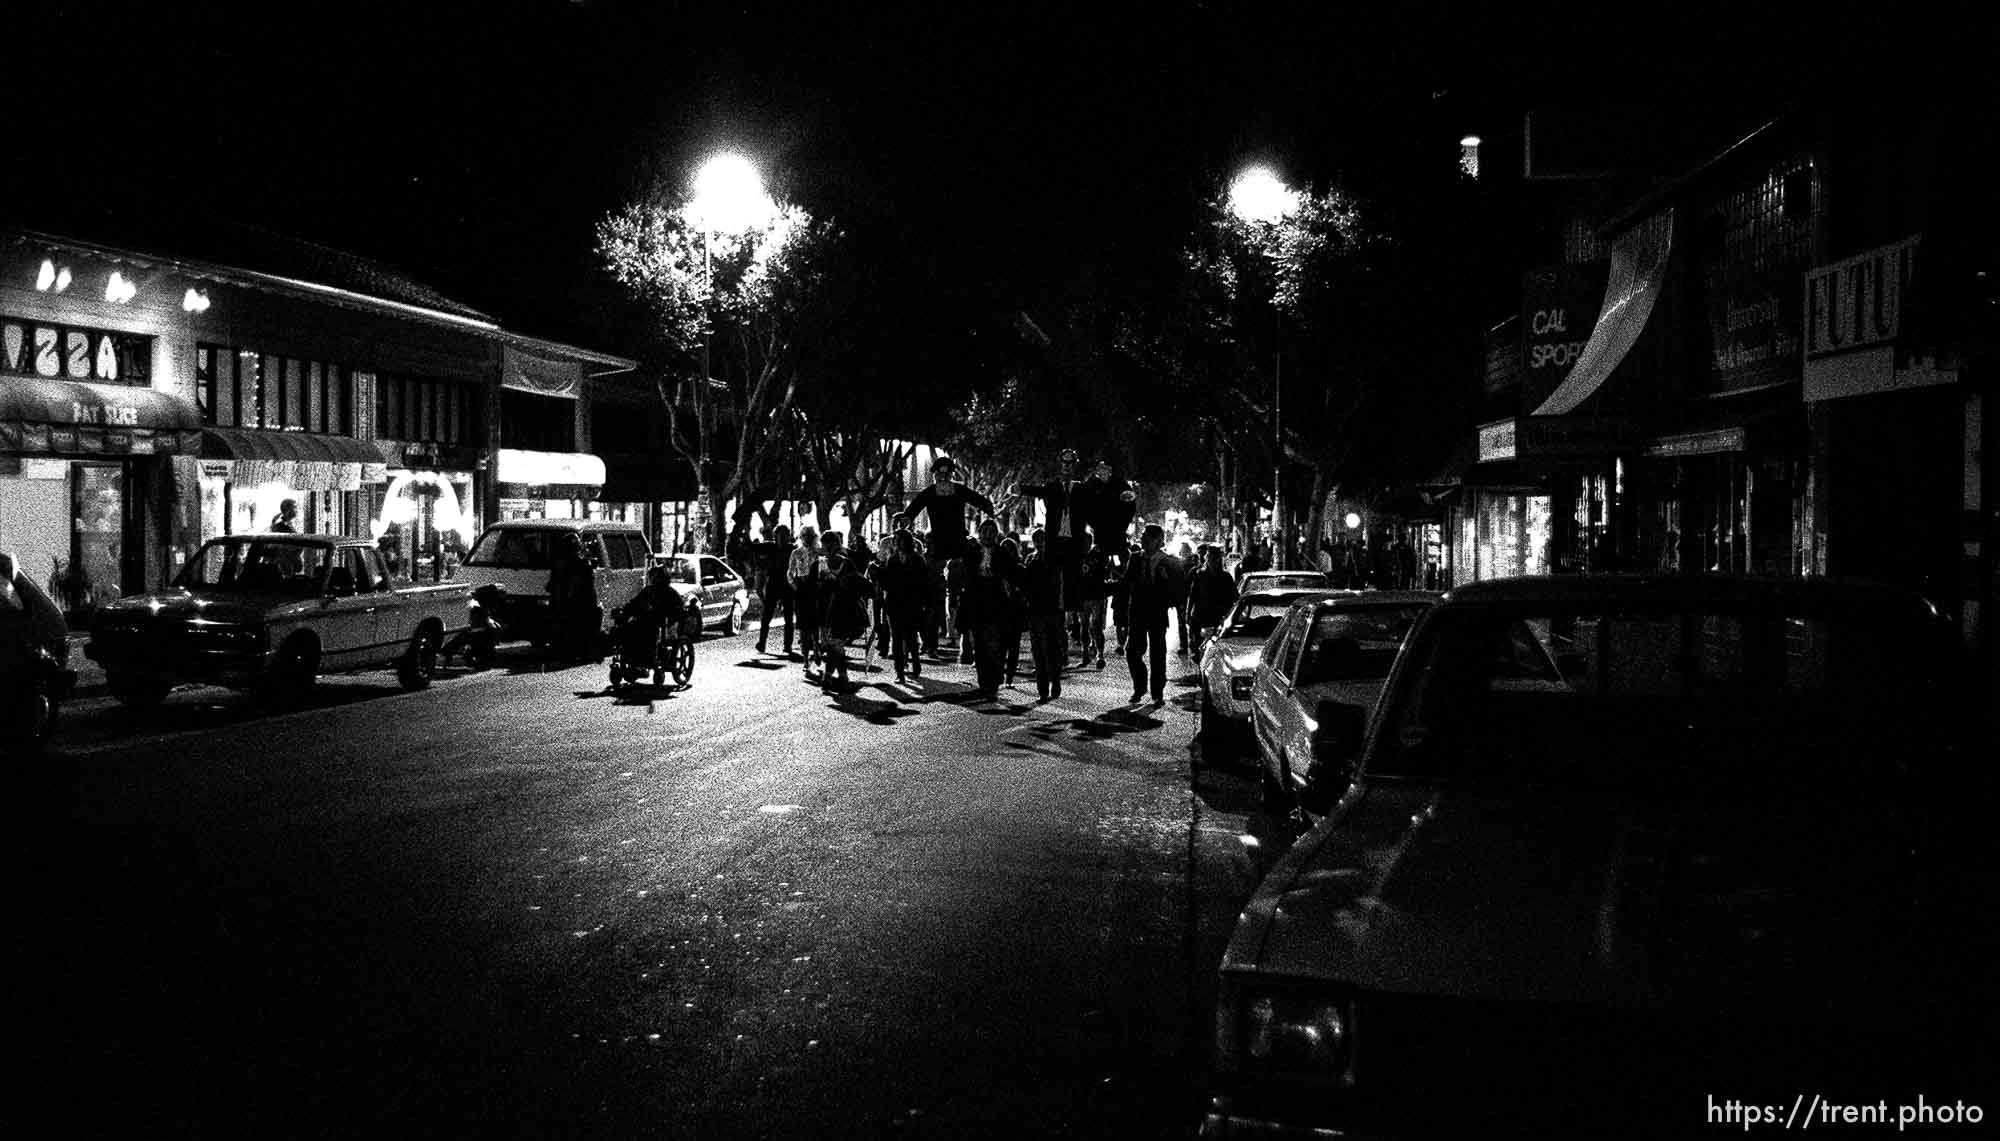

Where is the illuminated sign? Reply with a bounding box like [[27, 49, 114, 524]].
[[2, 315, 152, 384], [1804, 234, 1918, 358]]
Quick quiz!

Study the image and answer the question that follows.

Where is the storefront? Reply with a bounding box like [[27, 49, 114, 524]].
[[1803, 234, 1968, 612], [1, 369, 204, 620], [370, 439, 481, 582]]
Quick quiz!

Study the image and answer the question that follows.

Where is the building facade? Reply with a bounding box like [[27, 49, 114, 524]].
[[2, 224, 635, 618]]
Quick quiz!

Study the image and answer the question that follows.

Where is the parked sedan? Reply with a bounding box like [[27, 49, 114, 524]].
[[1246, 591, 1437, 812], [1197, 588, 1350, 748], [1206, 575, 1988, 1138], [656, 553, 750, 635]]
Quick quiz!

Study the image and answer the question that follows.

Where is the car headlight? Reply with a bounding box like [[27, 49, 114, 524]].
[[1230, 675, 1255, 700], [1216, 981, 1355, 1084]]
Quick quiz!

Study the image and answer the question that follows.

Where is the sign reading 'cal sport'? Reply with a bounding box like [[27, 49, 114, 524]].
[[3, 315, 153, 385]]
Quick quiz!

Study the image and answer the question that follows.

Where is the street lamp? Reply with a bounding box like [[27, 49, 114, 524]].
[[684, 153, 775, 553], [1229, 164, 1299, 568]]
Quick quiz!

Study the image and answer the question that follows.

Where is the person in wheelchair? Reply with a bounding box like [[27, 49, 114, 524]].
[[610, 566, 692, 685]]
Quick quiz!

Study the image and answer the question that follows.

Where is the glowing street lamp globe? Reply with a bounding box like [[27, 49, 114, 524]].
[[688, 153, 775, 235], [1228, 165, 1299, 224]]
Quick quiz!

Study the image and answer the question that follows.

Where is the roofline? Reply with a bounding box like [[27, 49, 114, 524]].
[[1595, 117, 1781, 237], [495, 328, 638, 373], [9, 227, 501, 334]]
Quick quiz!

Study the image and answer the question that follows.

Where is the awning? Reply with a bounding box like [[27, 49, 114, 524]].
[[501, 345, 582, 399], [204, 427, 384, 464], [0, 377, 204, 455], [201, 428, 390, 489], [1533, 207, 1674, 416], [496, 447, 605, 500]]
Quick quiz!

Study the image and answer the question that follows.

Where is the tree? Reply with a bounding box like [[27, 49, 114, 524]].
[[596, 194, 844, 551]]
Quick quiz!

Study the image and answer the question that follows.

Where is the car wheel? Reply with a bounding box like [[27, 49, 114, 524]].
[[720, 600, 745, 636], [672, 639, 696, 687], [397, 627, 439, 690], [259, 637, 319, 706], [108, 672, 172, 710]]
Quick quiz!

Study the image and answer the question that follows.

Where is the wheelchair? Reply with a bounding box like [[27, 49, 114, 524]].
[[607, 600, 696, 691]]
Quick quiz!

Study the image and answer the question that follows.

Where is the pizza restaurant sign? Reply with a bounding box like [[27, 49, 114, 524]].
[[3, 315, 152, 384]]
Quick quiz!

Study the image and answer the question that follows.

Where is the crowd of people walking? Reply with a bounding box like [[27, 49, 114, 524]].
[[552, 446, 1431, 706], [731, 449, 1235, 706]]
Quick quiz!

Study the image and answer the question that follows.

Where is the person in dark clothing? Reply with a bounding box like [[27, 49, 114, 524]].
[[1021, 527, 1069, 701], [1119, 524, 1183, 705], [959, 518, 1020, 699], [755, 524, 795, 656], [269, 498, 299, 533], [898, 456, 995, 564], [1075, 546, 1113, 669], [896, 456, 994, 660], [876, 530, 931, 682], [815, 532, 872, 691], [1109, 540, 1135, 655], [1015, 448, 1090, 611], [1077, 457, 1138, 557], [1186, 546, 1239, 657], [546, 534, 601, 662], [999, 536, 1025, 685], [1234, 543, 1270, 585]]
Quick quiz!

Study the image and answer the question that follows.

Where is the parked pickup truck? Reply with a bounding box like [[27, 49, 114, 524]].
[[86, 534, 471, 707]]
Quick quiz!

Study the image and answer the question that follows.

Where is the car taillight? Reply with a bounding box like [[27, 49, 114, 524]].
[[1231, 676, 1254, 700]]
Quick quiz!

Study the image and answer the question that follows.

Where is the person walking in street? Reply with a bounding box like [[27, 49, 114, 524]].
[[815, 532, 872, 692], [895, 456, 994, 662], [1173, 540, 1197, 654], [1187, 546, 1238, 658], [1110, 538, 1136, 657], [547, 533, 601, 662], [999, 536, 1025, 686], [1118, 523, 1183, 705], [876, 529, 931, 683], [1021, 527, 1069, 701], [1075, 546, 1112, 669], [755, 524, 796, 656], [788, 526, 822, 676], [1015, 446, 1090, 612], [959, 517, 1020, 700]]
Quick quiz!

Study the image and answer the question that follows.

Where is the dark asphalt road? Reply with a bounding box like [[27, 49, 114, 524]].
[[34, 629, 1300, 1139]]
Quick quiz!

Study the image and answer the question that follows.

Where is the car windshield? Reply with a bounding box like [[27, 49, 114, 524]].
[[665, 560, 698, 585], [465, 529, 555, 569], [177, 539, 332, 596], [1295, 604, 1429, 683], [1223, 597, 1305, 641], [1371, 598, 1949, 792]]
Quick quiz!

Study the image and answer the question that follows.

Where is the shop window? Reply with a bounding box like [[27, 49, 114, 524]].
[[375, 372, 480, 446], [196, 343, 351, 434]]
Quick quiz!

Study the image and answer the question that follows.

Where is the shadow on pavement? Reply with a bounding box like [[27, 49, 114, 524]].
[[828, 691, 922, 725]]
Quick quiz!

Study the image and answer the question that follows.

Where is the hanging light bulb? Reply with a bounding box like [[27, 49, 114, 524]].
[[36, 259, 55, 291]]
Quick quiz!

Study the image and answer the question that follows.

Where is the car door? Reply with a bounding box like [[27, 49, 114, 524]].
[[698, 556, 733, 624], [315, 546, 377, 669], [1249, 609, 1303, 763]]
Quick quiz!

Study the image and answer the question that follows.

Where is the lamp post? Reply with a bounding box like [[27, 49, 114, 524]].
[[1228, 165, 1299, 568], [685, 153, 774, 554]]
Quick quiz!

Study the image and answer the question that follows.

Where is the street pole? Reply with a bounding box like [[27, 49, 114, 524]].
[[693, 230, 713, 555], [1271, 309, 1283, 570]]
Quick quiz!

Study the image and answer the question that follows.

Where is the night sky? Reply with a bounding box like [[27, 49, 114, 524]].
[[11, 1, 1980, 377]]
